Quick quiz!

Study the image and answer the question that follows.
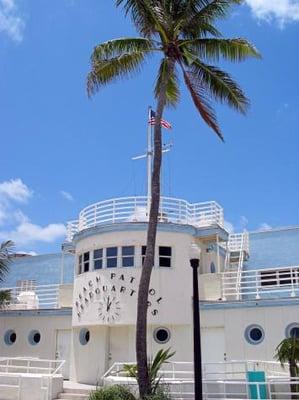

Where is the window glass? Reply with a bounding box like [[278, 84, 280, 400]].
[[107, 247, 118, 268], [122, 246, 135, 267], [4, 330, 17, 346], [28, 330, 41, 345], [290, 327, 299, 339], [244, 325, 264, 345], [78, 255, 82, 275], [159, 246, 172, 268], [159, 246, 172, 257], [261, 269, 299, 287], [286, 323, 299, 339], [260, 270, 277, 287], [94, 249, 103, 270], [154, 327, 171, 344], [83, 252, 90, 273], [79, 328, 90, 345]]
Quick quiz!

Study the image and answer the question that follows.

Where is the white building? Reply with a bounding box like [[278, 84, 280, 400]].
[[1, 196, 299, 398]]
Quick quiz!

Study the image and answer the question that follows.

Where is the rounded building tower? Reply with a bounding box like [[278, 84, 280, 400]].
[[66, 196, 228, 384]]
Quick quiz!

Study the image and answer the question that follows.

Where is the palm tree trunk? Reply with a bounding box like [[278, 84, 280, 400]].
[[136, 58, 174, 398], [290, 363, 299, 400]]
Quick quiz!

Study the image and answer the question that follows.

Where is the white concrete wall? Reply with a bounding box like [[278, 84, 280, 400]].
[[0, 314, 71, 360], [69, 323, 193, 384], [201, 303, 299, 362], [73, 229, 223, 327]]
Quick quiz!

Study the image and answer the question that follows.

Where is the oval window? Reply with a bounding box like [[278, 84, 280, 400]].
[[153, 327, 171, 344], [245, 325, 265, 345], [4, 330, 17, 346], [28, 330, 41, 345], [79, 328, 90, 345], [285, 323, 299, 339]]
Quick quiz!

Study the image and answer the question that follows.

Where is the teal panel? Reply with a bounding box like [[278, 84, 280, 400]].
[[247, 371, 267, 399]]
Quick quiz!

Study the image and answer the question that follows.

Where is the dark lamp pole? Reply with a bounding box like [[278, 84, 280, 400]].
[[189, 244, 203, 400]]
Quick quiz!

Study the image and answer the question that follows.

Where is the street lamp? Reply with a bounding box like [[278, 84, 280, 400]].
[[189, 243, 203, 400]]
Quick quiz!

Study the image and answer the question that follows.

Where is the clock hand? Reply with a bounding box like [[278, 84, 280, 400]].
[[107, 296, 112, 312]]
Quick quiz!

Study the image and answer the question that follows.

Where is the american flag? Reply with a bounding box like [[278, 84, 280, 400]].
[[149, 110, 172, 130]]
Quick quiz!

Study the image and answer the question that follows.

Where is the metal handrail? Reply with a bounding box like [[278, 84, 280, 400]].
[[0, 357, 65, 376], [102, 360, 288, 381], [66, 196, 224, 241], [222, 265, 299, 299]]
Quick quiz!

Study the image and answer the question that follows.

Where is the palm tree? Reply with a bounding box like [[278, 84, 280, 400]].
[[275, 336, 299, 399], [0, 241, 14, 308], [0, 240, 14, 283], [87, 1, 260, 396]]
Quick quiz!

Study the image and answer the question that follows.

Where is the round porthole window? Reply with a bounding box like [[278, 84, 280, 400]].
[[245, 325, 265, 345], [285, 323, 299, 339], [79, 328, 90, 345], [154, 327, 171, 344], [28, 330, 41, 345], [4, 330, 17, 346]]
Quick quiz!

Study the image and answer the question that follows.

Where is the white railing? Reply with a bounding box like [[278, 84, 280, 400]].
[[102, 360, 298, 399], [102, 360, 287, 382], [0, 357, 65, 375], [0, 357, 65, 400], [222, 265, 299, 300], [0, 284, 60, 310], [228, 232, 249, 254], [66, 197, 224, 241]]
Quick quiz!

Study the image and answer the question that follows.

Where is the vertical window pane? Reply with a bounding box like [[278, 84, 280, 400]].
[[94, 249, 103, 259], [159, 257, 171, 268], [94, 260, 102, 270], [122, 257, 134, 267], [159, 246, 172, 257], [107, 247, 117, 257], [122, 246, 134, 256], [107, 258, 117, 268], [159, 246, 172, 268]]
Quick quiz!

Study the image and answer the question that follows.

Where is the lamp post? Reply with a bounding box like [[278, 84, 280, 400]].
[[189, 243, 203, 400]]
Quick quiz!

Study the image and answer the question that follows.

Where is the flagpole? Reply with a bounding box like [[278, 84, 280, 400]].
[[147, 106, 153, 217]]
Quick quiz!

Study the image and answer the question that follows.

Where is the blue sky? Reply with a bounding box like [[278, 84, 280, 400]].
[[0, 0, 298, 254]]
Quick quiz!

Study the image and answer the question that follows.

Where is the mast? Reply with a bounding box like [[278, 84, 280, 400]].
[[147, 106, 153, 216]]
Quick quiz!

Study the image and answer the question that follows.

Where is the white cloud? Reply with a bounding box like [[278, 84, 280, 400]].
[[0, 0, 25, 42], [60, 190, 74, 202], [245, 0, 299, 25], [0, 178, 32, 203], [0, 221, 66, 245], [0, 178, 66, 248], [0, 179, 32, 225], [258, 222, 272, 231]]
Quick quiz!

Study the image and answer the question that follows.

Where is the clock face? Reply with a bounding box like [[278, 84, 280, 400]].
[[75, 271, 163, 323], [98, 295, 121, 323]]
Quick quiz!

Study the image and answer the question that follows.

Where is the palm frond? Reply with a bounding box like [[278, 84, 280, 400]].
[[179, 0, 240, 38], [87, 51, 147, 96], [190, 59, 249, 113], [0, 241, 14, 282], [155, 58, 180, 106], [91, 38, 155, 62], [115, 0, 168, 40], [180, 38, 261, 62], [182, 66, 223, 141], [275, 338, 299, 366]]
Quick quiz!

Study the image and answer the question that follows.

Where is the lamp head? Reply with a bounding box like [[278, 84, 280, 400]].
[[189, 243, 201, 261]]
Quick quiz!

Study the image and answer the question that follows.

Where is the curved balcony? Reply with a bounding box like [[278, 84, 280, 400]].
[[66, 196, 224, 242]]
